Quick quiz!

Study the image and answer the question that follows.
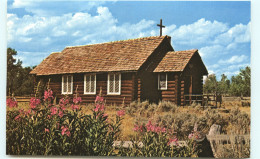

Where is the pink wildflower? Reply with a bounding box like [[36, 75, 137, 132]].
[[61, 126, 70, 137], [133, 125, 139, 132], [71, 104, 79, 111], [161, 127, 167, 133], [117, 110, 125, 117], [58, 110, 64, 118], [146, 120, 153, 132], [59, 98, 69, 107], [73, 97, 82, 104], [44, 89, 54, 101], [188, 133, 194, 139], [14, 115, 20, 121], [6, 98, 18, 108], [102, 113, 108, 121], [50, 107, 58, 115], [19, 109, 24, 114], [24, 109, 31, 116], [95, 96, 104, 103], [94, 104, 105, 112], [30, 97, 41, 109], [139, 125, 144, 132], [45, 128, 50, 133], [168, 137, 179, 146]]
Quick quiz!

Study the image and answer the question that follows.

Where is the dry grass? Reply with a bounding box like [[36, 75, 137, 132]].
[[13, 100, 250, 141]]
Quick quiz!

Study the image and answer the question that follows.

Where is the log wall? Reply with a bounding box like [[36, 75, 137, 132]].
[[39, 72, 136, 105]]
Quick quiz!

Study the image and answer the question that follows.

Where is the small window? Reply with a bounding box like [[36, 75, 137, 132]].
[[84, 74, 96, 94], [62, 75, 73, 94], [107, 73, 121, 95], [158, 73, 167, 90]]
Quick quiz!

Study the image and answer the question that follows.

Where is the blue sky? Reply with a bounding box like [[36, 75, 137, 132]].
[[7, 0, 251, 79]]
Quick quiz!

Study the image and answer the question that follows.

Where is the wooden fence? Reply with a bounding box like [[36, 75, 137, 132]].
[[206, 134, 250, 158], [7, 96, 31, 103], [113, 134, 250, 158]]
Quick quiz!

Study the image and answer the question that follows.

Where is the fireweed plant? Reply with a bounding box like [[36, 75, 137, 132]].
[[7, 86, 199, 156], [6, 87, 123, 155], [117, 120, 199, 157]]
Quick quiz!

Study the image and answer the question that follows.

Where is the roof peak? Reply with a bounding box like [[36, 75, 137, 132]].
[[168, 49, 198, 53], [66, 35, 170, 49]]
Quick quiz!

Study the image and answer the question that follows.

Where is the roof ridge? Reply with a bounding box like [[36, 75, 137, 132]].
[[65, 35, 168, 49], [173, 49, 198, 52], [50, 52, 60, 54]]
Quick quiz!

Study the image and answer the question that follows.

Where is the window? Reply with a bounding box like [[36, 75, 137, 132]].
[[107, 73, 121, 95], [84, 74, 96, 94], [158, 73, 167, 90], [62, 75, 73, 94]]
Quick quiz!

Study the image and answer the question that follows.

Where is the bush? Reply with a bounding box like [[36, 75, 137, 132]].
[[6, 89, 124, 155], [117, 120, 199, 157], [156, 100, 178, 113]]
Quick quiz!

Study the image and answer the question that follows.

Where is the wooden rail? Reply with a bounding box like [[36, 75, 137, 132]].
[[113, 141, 187, 148], [206, 134, 250, 158], [7, 96, 31, 103]]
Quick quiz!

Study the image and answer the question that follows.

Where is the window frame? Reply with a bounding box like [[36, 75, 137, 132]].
[[84, 74, 96, 95], [158, 73, 168, 90], [107, 73, 121, 95], [61, 75, 73, 94]]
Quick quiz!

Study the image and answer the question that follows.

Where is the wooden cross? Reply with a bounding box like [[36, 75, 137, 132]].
[[157, 19, 165, 36]]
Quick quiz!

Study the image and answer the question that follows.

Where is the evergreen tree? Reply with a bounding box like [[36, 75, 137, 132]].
[[7, 48, 35, 96]]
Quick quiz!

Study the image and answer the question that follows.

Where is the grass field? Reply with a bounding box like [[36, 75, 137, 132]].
[[12, 99, 250, 141]]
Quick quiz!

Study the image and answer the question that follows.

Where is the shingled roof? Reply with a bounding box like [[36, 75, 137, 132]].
[[154, 49, 207, 74], [30, 36, 170, 75]]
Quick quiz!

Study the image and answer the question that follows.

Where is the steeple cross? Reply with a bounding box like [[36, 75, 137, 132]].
[[157, 19, 165, 36]]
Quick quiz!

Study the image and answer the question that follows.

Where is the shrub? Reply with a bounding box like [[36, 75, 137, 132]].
[[227, 106, 250, 134], [6, 89, 124, 156], [156, 100, 178, 113], [117, 120, 199, 157]]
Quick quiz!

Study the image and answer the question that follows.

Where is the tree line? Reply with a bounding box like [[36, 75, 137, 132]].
[[7, 48, 35, 96], [203, 66, 250, 97]]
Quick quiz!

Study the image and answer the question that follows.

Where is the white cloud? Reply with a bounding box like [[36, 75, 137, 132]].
[[169, 18, 228, 46], [214, 22, 251, 45], [7, 2, 251, 81], [218, 55, 248, 64], [11, 0, 106, 16], [7, 6, 157, 66], [199, 45, 226, 58]]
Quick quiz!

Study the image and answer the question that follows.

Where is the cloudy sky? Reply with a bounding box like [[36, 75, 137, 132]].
[[7, 0, 251, 79]]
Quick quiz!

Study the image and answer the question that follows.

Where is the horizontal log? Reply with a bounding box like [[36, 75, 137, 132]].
[[162, 95, 175, 98], [167, 87, 176, 90], [167, 81, 175, 84], [161, 91, 175, 95], [167, 84, 176, 87], [162, 98, 175, 102]]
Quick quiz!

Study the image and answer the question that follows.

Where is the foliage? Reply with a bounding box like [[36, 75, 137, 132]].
[[227, 106, 250, 134], [7, 48, 35, 96], [203, 74, 218, 94], [117, 120, 199, 157], [215, 135, 250, 158], [203, 66, 250, 97], [229, 66, 251, 97], [126, 100, 177, 117], [6, 89, 123, 155], [218, 74, 230, 95]]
